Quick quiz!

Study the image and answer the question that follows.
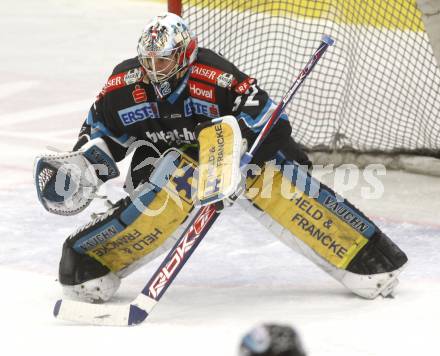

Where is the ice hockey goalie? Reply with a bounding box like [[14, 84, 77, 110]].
[[33, 12, 407, 304]]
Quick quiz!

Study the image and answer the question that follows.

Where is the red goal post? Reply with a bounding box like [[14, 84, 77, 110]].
[[168, 0, 182, 16]]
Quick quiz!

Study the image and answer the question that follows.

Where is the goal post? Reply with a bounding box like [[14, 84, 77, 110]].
[[168, 0, 440, 175]]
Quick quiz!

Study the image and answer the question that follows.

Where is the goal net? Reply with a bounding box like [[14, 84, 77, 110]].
[[170, 0, 440, 171]]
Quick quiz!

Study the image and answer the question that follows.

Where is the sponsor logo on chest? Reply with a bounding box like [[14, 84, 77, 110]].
[[118, 102, 159, 126], [188, 80, 216, 102], [146, 128, 196, 145], [184, 97, 220, 119], [132, 84, 148, 103]]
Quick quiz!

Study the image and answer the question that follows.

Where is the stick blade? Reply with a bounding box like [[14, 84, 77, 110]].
[[127, 304, 149, 326], [54, 299, 132, 326]]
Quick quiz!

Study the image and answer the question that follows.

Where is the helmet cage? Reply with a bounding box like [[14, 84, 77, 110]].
[[138, 48, 182, 83], [137, 14, 198, 84]]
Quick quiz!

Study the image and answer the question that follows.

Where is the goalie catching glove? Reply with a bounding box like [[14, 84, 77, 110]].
[[34, 138, 120, 216]]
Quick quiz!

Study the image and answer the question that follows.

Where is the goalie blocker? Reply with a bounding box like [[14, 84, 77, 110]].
[[55, 117, 406, 302]]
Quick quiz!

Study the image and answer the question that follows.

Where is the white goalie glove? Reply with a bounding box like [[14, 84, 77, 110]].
[[33, 138, 119, 216]]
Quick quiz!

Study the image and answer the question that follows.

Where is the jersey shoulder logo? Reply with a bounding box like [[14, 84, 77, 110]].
[[234, 77, 255, 94], [217, 72, 236, 88], [98, 67, 145, 99], [190, 63, 236, 89]]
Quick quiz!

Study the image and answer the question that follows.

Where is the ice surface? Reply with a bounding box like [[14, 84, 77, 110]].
[[0, 1, 439, 355]]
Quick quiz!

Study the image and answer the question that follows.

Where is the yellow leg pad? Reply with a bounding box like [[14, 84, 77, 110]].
[[85, 153, 197, 273], [245, 169, 369, 269]]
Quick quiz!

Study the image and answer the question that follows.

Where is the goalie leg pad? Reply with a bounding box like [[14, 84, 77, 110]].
[[238, 198, 406, 299], [59, 150, 197, 282], [62, 272, 121, 303], [59, 239, 111, 285], [346, 230, 408, 275], [239, 155, 408, 298]]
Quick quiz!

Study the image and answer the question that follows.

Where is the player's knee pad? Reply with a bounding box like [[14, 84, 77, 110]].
[[239, 155, 408, 299], [61, 272, 121, 303]]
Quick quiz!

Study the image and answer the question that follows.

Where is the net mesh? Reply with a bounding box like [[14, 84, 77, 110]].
[[179, 0, 440, 157]]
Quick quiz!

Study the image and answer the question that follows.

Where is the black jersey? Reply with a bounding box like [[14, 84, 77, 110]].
[[76, 47, 292, 166]]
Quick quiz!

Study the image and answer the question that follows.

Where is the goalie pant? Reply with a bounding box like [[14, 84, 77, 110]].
[[59, 149, 407, 302]]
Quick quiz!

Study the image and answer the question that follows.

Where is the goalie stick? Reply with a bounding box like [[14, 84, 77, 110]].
[[53, 35, 334, 326]]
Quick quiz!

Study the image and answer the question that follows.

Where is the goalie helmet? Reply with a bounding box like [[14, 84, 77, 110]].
[[137, 12, 198, 88]]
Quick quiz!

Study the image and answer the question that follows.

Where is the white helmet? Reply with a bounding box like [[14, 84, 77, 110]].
[[137, 12, 198, 84]]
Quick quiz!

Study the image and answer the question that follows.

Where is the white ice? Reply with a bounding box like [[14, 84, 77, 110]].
[[1, 1, 439, 355]]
